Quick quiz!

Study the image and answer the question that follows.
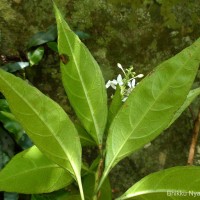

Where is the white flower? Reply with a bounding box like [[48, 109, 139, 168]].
[[106, 74, 124, 89], [128, 78, 136, 88], [135, 74, 144, 78], [144, 142, 151, 149], [116, 74, 123, 86], [106, 80, 117, 89], [122, 97, 128, 102], [117, 63, 126, 75]]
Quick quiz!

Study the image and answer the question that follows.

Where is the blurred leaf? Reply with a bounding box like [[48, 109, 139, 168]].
[[18, 134, 33, 150], [4, 193, 18, 200], [0, 127, 15, 158], [0, 142, 10, 169], [28, 47, 44, 66], [0, 100, 32, 149], [47, 42, 58, 52], [74, 31, 90, 40], [27, 25, 57, 49], [0, 99, 10, 112], [0, 111, 24, 141], [0, 146, 73, 194], [0, 62, 29, 72]]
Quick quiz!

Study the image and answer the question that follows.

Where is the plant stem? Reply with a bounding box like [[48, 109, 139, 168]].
[[92, 145, 105, 200], [187, 109, 200, 165]]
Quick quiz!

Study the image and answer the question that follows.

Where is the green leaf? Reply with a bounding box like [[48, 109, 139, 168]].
[[116, 166, 200, 200], [47, 42, 58, 52], [83, 174, 112, 200], [0, 146, 73, 194], [27, 25, 57, 49], [108, 85, 123, 126], [99, 177, 112, 200], [1, 62, 29, 72], [54, 3, 107, 145], [101, 38, 200, 186], [74, 31, 91, 40], [28, 46, 44, 66], [4, 193, 18, 200], [0, 69, 82, 192], [75, 123, 96, 147], [0, 111, 33, 149], [168, 87, 200, 127], [0, 111, 24, 140], [0, 99, 10, 112], [58, 194, 81, 200]]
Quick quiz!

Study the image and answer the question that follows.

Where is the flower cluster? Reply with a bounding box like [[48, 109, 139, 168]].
[[106, 63, 144, 101]]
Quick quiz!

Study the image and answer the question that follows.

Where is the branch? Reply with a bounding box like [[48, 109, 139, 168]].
[[187, 109, 200, 165]]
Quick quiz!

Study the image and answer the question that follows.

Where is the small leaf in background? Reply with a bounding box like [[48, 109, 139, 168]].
[[0, 141, 10, 170], [0, 62, 29, 72], [18, 134, 33, 150], [117, 166, 200, 200], [0, 128, 15, 159], [47, 42, 58, 52], [27, 25, 57, 49], [0, 110, 33, 150], [28, 46, 44, 66], [0, 111, 24, 139], [0, 146, 73, 194], [4, 193, 18, 200], [0, 99, 10, 112], [74, 31, 90, 40]]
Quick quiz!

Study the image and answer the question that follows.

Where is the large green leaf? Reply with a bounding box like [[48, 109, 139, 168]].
[[101, 38, 200, 185], [54, 3, 107, 145], [0, 69, 83, 194], [116, 166, 200, 200], [0, 146, 73, 194], [168, 87, 200, 127]]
